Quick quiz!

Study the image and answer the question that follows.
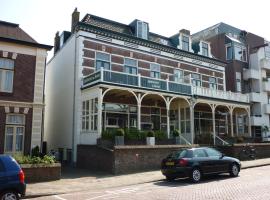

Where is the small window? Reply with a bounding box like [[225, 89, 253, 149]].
[[234, 45, 247, 62], [209, 77, 217, 90], [193, 149, 207, 158], [202, 42, 209, 57], [226, 46, 233, 60], [236, 72, 241, 92], [182, 35, 189, 51], [191, 73, 201, 87], [205, 148, 221, 157], [150, 63, 160, 79], [174, 69, 183, 82], [96, 52, 110, 71], [124, 58, 137, 75], [137, 21, 148, 40], [0, 58, 14, 93]]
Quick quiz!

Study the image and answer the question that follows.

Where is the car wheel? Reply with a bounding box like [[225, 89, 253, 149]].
[[165, 175, 175, 181], [0, 191, 19, 200], [190, 168, 202, 183], [230, 163, 239, 177]]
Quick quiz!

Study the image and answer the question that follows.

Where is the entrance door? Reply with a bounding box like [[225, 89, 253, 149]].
[[151, 115, 160, 130]]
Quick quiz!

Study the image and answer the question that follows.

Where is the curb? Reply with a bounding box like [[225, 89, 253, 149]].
[[24, 163, 270, 198]]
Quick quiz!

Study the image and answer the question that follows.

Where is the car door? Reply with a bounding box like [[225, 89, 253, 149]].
[[0, 159, 7, 189], [205, 148, 228, 173], [193, 149, 213, 174]]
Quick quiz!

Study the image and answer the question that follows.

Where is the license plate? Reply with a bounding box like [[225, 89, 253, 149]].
[[166, 162, 174, 166]]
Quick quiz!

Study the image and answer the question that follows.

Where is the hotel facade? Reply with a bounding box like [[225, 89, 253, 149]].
[[45, 9, 253, 162]]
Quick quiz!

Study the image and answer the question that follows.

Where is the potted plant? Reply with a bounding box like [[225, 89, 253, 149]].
[[115, 128, 125, 146], [172, 130, 181, 144], [146, 131, 155, 145]]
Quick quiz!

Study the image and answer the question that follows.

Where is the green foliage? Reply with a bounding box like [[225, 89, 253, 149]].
[[125, 128, 143, 140], [31, 145, 41, 157], [172, 129, 180, 137], [14, 154, 56, 165], [115, 128, 125, 136], [147, 131, 155, 137], [155, 130, 167, 140], [101, 129, 116, 140]]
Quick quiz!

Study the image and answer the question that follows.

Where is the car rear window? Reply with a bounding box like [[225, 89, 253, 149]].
[[167, 150, 192, 159]]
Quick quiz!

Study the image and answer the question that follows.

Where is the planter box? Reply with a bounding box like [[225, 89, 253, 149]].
[[115, 136, 124, 145], [21, 163, 61, 183], [146, 137, 155, 145]]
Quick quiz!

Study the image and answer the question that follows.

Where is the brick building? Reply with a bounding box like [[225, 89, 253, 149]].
[[0, 20, 52, 155], [45, 9, 251, 163]]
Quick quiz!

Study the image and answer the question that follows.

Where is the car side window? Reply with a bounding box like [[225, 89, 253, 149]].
[[205, 148, 222, 157], [193, 149, 207, 158]]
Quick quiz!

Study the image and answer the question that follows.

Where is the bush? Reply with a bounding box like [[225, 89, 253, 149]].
[[31, 146, 41, 157], [125, 128, 142, 140], [14, 154, 56, 165], [115, 128, 125, 136], [101, 129, 116, 140], [172, 130, 180, 137], [155, 130, 167, 140], [147, 131, 155, 137]]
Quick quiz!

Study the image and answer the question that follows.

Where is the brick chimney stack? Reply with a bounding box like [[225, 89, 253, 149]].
[[54, 31, 60, 55], [71, 8, 80, 33]]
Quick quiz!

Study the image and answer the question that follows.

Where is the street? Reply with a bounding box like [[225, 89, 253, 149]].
[[26, 165, 270, 200]]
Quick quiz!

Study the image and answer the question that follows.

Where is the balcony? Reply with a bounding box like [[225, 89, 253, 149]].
[[243, 69, 260, 80], [264, 104, 270, 114], [249, 92, 262, 103], [82, 69, 249, 103], [82, 69, 192, 95], [260, 58, 270, 70], [193, 87, 249, 103], [262, 81, 270, 92], [250, 116, 264, 126]]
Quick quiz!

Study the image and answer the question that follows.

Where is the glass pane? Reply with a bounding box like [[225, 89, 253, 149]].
[[15, 132, 23, 152], [5, 135, 13, 152], [125, 58, 137, 67], [96, 52, 110, 61], [94, 115, 98, 130], [6, 127, 13, 135], [227, 46, 233, 60], [150, 63, 160, 71], [234, 46, 242, 61], [7, 115, 24, 124], [0, 59, 14, 70]]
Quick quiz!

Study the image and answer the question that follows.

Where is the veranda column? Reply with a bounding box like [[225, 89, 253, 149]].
[[190, 105, 194, 144], [230, 107, 234, 137], [97, 88, 103, 137], [166, 98, 170, 139], [211, 104, 216, 146], [137, 93, 141, 131], [247, 109, 252, 137], [178, 103, 181, 131]]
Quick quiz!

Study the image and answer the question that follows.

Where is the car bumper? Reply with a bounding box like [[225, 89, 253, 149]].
[[161, 167, 192, 178], [18, 183, 26, 196]]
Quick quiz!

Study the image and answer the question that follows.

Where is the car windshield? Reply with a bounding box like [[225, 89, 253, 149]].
[[167, 150, 188, 159]]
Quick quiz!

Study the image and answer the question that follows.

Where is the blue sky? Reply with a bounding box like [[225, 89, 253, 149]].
[[1, 0, 270, 58]]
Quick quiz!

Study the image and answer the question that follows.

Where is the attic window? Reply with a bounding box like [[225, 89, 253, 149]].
[[160, 39, 168, 45], [137, 21, 148, 40], [182, 35, 189, 51], [202, 42, 209, 57]]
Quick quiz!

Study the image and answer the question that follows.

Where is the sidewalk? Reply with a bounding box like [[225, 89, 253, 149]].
[[26, 158, 270, 198]]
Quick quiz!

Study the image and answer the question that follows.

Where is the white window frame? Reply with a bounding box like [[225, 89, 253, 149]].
[[81, 100, 90, 131], [137, 21, 148, 40], [181, 35, 190, 51], [174, 69, 183, 83], [209, 77, 217, 90], [4, 114, 25, 154], [150, 63, 160, 79], [124, 58, 138, 75], [236, 72, 242, 92], [191, 73, 202, 87], [95, 52, 111, 71], [0, 58, 14, 93], [202, 42, 209, 57], [226, 44, 233, 60], [234, 44, 247, 62]]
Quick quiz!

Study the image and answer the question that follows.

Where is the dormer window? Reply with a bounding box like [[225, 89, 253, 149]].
[[137, 21, 148, 40], [182, 35, 189, 51], [202, 42, 209, 57]]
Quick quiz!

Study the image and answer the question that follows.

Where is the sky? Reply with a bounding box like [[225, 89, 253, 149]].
[[1, 0, 270, 58]]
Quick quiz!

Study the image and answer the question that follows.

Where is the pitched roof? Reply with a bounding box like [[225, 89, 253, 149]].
[[0, 20, 52, 50]]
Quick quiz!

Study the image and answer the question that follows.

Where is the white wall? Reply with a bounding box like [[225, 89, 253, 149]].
[[44, 35, 76, 152]]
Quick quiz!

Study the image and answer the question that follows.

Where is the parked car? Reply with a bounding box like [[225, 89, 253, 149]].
[[161, 147, 241, 183], [0, 155, 26, 200]]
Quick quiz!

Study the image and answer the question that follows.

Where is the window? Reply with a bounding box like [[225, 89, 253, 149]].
[[150, 63, 160, 79], [237, 117, 244, 134], [5, 114, 25, 153], [202, 42, 209, 57], [209, 77, 217, 90], [0, 58, 14, 93], [205, 148, 221, 157], [193, 149, 207, 158], [82, 100, 90, 131], [191, 74, 201, 87], [182, 35, 189, 51], [234, 45, 247, 62], [124, 58, 137, 75], [90, 98, 98, 131], [236, 72, 241, 92], [174, 69, 183, 82], [226, 46, 233, 60], [96, 52, 110, 71], [137, 21, 148, 40], [265, 45, 270, 59]]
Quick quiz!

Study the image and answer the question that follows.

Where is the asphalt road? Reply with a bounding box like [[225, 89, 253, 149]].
[[26, 165, 270, 200]]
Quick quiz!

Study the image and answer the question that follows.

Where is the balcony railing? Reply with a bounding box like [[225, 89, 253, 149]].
[[82, 69, 249, 103], [83, 68, 192, 95]]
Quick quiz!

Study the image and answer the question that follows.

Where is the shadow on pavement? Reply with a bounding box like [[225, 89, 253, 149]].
[[154, 174, 233, 187]]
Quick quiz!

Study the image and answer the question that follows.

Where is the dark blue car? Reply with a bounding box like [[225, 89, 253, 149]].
[[0, 155, 26, 200]]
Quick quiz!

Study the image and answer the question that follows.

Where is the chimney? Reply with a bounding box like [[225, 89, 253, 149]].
[[71, 8, 80, 33], [179, 29, 190, 35], [54, 31, 60, 55]]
